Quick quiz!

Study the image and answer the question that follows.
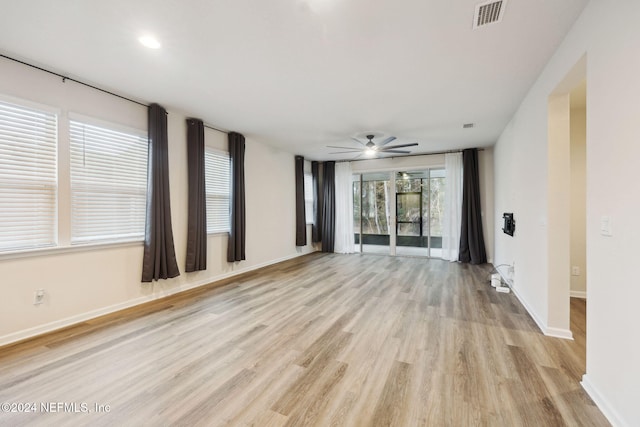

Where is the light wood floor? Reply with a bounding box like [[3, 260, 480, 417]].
[[0, 253, 609, 426]]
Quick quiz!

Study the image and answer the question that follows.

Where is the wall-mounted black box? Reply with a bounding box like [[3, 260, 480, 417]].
[[503, 213, 515, 236]]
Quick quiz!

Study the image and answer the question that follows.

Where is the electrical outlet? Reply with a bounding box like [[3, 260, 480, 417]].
[[571, 266, 580, 276], [33, 289, 45, 305]]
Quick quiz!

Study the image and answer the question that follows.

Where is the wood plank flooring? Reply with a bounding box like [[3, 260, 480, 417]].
[[0, 253, 609, 426]]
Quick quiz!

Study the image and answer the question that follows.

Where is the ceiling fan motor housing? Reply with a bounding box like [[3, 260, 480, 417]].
[[366, 135, 376, 148]]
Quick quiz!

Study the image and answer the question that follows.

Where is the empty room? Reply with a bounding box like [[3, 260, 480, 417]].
[[0, 1, 638, 426]]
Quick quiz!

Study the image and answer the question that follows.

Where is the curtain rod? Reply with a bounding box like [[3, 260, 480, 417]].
[[204, 124, 229, 134], [2, 53, 230, 134], [338, 147, 485, 163], [1, 53, 148, 107]]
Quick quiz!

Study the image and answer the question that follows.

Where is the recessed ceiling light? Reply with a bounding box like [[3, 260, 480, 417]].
[[139, 35, 161, 49]]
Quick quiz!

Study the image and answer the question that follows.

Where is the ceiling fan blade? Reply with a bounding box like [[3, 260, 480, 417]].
[[379, 136, 397, 146], [379, 143, 418, 150], [351, 137, 365, 146], [327, 145, 362, 151], [380, 150, 411, 154], [331, 150, 365, 154]]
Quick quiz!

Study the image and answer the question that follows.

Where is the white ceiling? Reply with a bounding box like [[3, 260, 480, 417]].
[[0, 0, 588, 161]]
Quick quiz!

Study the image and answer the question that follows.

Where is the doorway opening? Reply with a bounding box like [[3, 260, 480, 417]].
[[546, 54, 586, 342]]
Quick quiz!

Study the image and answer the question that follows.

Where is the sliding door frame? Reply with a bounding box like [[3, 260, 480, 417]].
[[355, 168, 444, 258]]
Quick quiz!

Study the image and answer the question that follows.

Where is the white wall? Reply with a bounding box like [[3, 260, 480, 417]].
[[570, 105, 587, 296], [350, 153, 446, 172], [0, 57, 316, 345], [493, 2, 640, 425], [479, 148, 495, 264], [547, 93, 572, 335]]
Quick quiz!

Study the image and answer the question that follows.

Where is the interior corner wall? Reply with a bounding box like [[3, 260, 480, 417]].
[[547, 93, 571, 334], [493, 2, 640, 425], [478, 148, 495, 263], [0, 57, 316, 346], [570, 106, 587, 296]]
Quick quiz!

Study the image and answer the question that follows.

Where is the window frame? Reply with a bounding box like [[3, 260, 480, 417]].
[[0, 92, 151, 259], [0, 95, 59, 253], [204, 146, 231, 235], [304, 172, 314, 225], [68, 113, 149, 245]]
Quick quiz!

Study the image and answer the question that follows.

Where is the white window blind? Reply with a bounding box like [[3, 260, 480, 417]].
[[205, 147, 230, 233], [0, 100, 58, 252], [304, 173, 313, 224], [70, 120, 148, 244]]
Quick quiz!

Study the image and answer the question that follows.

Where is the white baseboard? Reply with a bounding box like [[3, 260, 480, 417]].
[[0, 251, 314, 347], [581, 374, 628, 427], [508, 284, 545, 332], [544, 327, 574, 340], [570, 290, 587, 299], [500, 270, 574, 340], [0, 296, 151, 347]]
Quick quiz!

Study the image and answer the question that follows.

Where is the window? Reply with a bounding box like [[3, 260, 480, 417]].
[[69, 119, 148, 244], [304, 173, 313, 224], [0, 99, 58, 252], [205, 147, 230, 233]]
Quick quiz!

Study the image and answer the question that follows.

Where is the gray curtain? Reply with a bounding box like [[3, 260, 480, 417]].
[[459, 148, 487, 264], [227, 132, 246, 262], [311, 161, 322, 243], [185, 118, 207, 272], [295, 155, 307, 246], [321, 161, 335, 252], [141, 103, 180, 282]]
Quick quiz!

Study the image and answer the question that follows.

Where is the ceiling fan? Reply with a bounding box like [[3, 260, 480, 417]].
[[328, 134, 418, 157]]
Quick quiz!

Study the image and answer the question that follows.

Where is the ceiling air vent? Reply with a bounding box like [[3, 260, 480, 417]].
[[473, 0, 507, 29]]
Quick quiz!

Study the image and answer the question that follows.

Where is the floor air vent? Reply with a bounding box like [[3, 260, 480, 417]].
[[473, 0, 507, 29]]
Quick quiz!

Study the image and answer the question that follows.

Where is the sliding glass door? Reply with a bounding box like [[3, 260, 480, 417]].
[[396, 171, 427, 256], [353, 172, 392, 254], [427, 169, 445, 258], [353, 169, 444, 257]]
